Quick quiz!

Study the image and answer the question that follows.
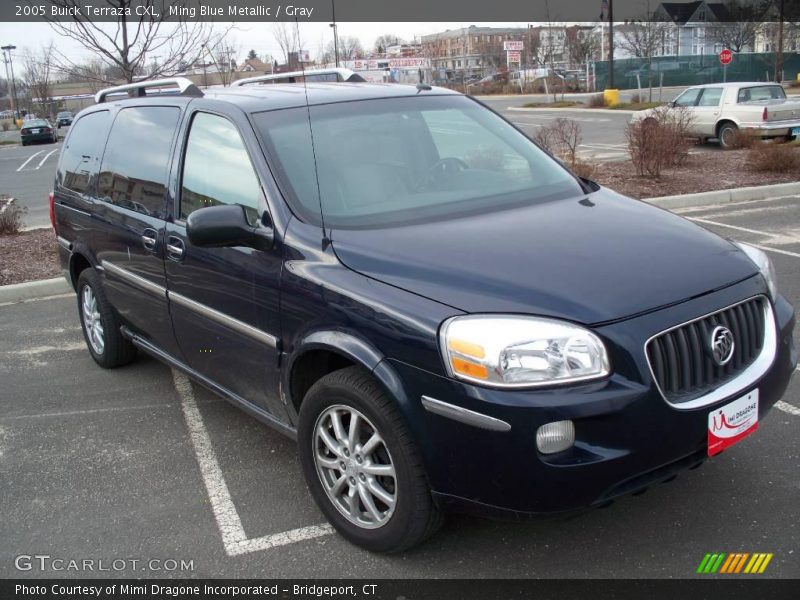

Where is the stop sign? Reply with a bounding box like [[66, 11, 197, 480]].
[[719, 49, 733, 65]]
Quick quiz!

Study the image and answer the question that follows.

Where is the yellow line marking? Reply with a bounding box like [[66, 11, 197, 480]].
[[758, 553, 773, 573]]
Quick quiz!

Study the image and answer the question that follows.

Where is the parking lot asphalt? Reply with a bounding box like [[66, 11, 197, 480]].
[[1, 195, 798, 579], [0, 131, 65, 229]]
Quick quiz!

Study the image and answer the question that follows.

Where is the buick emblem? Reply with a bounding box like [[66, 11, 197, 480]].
[[709, 326, 735, 366]]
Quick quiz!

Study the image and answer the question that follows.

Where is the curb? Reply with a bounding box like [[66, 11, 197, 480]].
[[508, 106, 639, 115], [0, 277, 72, 304], [643, 181, 800, 210]]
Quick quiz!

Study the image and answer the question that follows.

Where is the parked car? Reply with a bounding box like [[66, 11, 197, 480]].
[[20, 118, 57, 145], [56, 111, 74, 127], [53, 77, 796, 553], [632, 82, 800, 148]]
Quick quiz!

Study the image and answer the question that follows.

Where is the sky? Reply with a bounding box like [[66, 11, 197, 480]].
[[0, 21, 533, 68]]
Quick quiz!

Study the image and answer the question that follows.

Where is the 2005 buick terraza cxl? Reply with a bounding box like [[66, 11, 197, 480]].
[[52, 72, 797, 552]]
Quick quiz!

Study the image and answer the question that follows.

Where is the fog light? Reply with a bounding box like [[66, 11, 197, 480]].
[[536, 420, 575, 454]]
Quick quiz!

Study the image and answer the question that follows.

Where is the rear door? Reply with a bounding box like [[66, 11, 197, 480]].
[[93, 104, 182, 357], [54, 109, 112, 250], [164, 106, 286, 420]]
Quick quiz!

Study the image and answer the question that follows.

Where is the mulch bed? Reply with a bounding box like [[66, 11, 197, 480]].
[[0, 228, 61, 286], [589, 147, 800, 199]]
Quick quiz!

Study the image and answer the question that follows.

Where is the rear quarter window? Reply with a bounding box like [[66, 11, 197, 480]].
[[57, 110, 112, 195], [97, 106, 180, 218]]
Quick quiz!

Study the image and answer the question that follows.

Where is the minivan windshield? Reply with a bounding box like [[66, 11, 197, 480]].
[[254, 95, 583, 228]]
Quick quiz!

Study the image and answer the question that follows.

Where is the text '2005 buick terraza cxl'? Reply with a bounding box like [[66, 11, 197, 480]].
[[52, 73, 797, 553]]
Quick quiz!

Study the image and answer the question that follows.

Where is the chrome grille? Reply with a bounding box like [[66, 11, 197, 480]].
[[646, 297, 766, 405]]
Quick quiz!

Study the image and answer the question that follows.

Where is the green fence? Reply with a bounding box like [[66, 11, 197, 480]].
[[595, 52, 800, 90]]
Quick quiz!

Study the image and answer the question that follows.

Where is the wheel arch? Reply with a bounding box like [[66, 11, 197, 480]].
[[715, 118, 739, 137], [284, 331, 414, 426], [68, 249, 96, 291]]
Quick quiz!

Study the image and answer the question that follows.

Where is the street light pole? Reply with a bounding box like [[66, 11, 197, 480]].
[[2, 44, 19, 120], [330, 0, 340, 67]]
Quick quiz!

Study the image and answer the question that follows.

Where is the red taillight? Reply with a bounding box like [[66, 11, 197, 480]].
[[762, 107, 768, 121], [49, 192, 56, 231], [21, 128, 29, 135], [43, 127, 51, 133]]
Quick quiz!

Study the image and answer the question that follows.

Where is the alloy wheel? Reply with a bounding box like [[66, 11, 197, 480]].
[[82, 285, 105, 355], [313, 405, 397, 529]]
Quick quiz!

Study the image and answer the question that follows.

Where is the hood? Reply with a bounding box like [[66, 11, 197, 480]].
[[330, 189, 758, 325]]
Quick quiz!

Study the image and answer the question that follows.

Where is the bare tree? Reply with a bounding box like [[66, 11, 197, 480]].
[[43, 0, 221, 84], [374, 34, 405, 54], [272, 23, 301, 64], [337, 36, 364, 61], [207, 38, 238, 86], [617, 15, 671, 101], [707, 0, 767, 52], [565, 26, 600, 70], [22, 43, 55, 115]]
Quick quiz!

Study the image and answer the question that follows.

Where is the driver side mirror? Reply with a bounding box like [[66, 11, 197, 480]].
[[667, 101, 676, 108], [186, 204, 274, 251]]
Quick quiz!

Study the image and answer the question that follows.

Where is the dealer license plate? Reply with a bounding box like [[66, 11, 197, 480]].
[[708, 390, 759, 457]]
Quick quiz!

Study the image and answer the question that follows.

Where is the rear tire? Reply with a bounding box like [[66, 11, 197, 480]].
[[718, 122, 738, 150], [298, 366, 443, 553], [76, 269, 137, 369]]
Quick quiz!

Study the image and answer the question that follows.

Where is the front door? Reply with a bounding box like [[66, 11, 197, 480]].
[[165, 109, 286, 420]]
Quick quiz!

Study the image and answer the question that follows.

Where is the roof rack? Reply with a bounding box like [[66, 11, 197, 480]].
[[231, 68, 365, 86], [95, 77, 203, 104]]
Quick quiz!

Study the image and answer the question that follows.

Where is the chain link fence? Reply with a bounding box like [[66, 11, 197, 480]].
[[595, 52, 800, 90]]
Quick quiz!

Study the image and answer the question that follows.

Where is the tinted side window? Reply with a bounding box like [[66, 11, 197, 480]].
[[97, 106, 180, 217], [180, 112, 261, 224], [58, 111, 111, 194]]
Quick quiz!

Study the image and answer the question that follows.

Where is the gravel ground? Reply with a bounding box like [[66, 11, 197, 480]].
[[590, 146, 800, 199], [0, 228, 60, 285]]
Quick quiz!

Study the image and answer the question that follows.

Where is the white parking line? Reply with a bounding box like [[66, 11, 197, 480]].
[[16, 149, 44, 172], [687, 218, 800, 258], [775, 401, 800, 416], [172, 369, 333, 556], [36, 148, 59, 169], [688, 217, 800, 241]]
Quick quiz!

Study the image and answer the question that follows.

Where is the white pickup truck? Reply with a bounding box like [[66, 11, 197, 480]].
[[633, 82, 800, 149]]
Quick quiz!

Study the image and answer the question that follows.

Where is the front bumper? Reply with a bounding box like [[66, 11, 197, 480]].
[[390, 276, 796, 517]]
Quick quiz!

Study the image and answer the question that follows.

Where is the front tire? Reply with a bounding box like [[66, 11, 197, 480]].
[[76, 269, 137, 368], [298, 366, 443, 553]]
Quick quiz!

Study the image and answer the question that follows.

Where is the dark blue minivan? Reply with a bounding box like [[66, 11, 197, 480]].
[[52, 76, 797, 553]]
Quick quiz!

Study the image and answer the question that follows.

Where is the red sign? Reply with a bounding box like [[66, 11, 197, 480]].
[[506, 51, 521, 63], [719, 49, 733, 65]]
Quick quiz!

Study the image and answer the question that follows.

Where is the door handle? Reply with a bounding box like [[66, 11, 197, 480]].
[[141, 228, 157, 251], [167, 236, 185, 260]]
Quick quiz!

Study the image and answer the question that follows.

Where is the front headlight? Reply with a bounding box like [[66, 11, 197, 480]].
[[735, 242, 777, 301], [440, 315, 611, 388]]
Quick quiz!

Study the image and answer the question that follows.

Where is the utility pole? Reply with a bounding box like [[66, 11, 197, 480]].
[[1, 45, 19, 120], [200, 43, 208, 88], [330, 0, 340, 67], [775, 0, 785, 82], [608, 0, 615, 89]]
